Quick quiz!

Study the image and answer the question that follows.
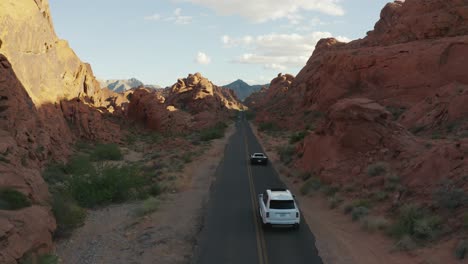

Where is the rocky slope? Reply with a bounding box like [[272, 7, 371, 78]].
[[223, 79, 267, 101], [246, 0, 467, 218]]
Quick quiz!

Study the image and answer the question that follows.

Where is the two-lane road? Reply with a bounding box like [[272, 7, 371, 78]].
[[194, 114, 323, 264]]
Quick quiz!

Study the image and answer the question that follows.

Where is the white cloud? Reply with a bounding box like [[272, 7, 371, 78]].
[[224, 32, 350, 70], [179, 0, 344, 22], [195, 52, 211, 64], [144, 13, 161, 21], [145, 8, 193, 25]]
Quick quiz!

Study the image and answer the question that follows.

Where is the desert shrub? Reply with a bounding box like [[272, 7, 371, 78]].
[[74, 141, 93, 152], [134, 197, 160, 217], [352, 199, 371, 208], [245, 111, 255, 120], [344, 199, 371, 215], [258, 122, 279, 132], [322, 186, 340, 197], [42, 162, 68, 184], [200, 122, 227, 141], [394, 235, 418, 251], [0, 188, 31, 210], [289, 131, 308, 144], [328, 195, 344, 209], [90, 143, 123, 161], [373, 191, 389, 202], [51, 191, 86, 238], [181, 152, 194, 163], [351, 206, 369, 221], [297, 171, 312, 181], [148, 183, 162, 197], [148, 133, 163, 143], [65, 155, 94, 175], [278, 145, 295, 164], [68, 165, 146, 208], [389, 204, 442, 241], [464, 213, 468, 229], [367, 162, 388, 177], [300, 178, 321, 195], [455, 240, 467, 260], [387, 174, 401, 183], [386, 106, 406, 121], [20, 254, 59, 264], [361, 216, 389, 232], [410, 125, 425, 135], [433, 180, 466, 210]]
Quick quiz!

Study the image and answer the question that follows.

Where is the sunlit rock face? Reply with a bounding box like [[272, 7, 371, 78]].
[[0, 0, 101, 106]]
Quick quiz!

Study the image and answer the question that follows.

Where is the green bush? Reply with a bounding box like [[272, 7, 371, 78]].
[[90, 143, 123, 161], [433, 180, 466, 210], [181, 152, 194, 163], [455, 240, 467, 260], [289, 131, 308, 144], [389, 204, 442, 241], [361, 216, 389, 232], [200, 122, 227, 141], [0, 188, 31, 210], [410, 125, 425, 135], [367, 162, 388, 177], [343, 199, 371, 216], [20, 254, 59, 264], [373, 191, 389, 202], [351, 206, 369, 221], [464, 213, 468, 229], [386, 106, 406, 121], [245, 111, 255, 120], [66, 155, 94, 175], [51, 191, 86, 238], [300, 178, 322, 195], [68, 165, 146, 208], [42, 162, 67, 184], [258, 122, 279, 132], [148, 183, 162, 197], [134, 197, 160, 217], [352, 199, 371, 208], [278, 145, 295, 164], [322, 186, 340, 197], [394, 235, 417, 251]]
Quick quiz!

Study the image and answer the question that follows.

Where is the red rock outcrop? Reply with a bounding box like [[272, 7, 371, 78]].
[[245, 0, 468, 194], [128, 73, 244, 132], [0, 54, 58, 264]]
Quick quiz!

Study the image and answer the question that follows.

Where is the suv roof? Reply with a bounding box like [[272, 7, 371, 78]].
[[267, 188, 293, 200], [253, 153, 266, 156]]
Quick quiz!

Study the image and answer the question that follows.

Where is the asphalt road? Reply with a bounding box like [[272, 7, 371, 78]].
[[193, 114, 323, 264]]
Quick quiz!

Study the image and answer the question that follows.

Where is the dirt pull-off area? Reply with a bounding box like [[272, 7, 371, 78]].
[[55, 125, 235, 264]]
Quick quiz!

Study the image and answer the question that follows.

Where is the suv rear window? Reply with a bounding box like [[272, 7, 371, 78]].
[[254, 154, 264, 157], [269, 200, 295, 209]]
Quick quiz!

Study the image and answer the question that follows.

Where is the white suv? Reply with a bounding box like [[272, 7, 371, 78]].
[[258, 188, 300, 229]]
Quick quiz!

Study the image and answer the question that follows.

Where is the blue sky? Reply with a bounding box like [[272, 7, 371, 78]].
[[49, 0, 389, 87]]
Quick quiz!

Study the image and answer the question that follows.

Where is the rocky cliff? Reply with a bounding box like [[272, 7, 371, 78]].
[[246, 0, 468, 196]]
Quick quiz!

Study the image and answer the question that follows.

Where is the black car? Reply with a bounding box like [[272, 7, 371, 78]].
[[250, 153, 268, 165]]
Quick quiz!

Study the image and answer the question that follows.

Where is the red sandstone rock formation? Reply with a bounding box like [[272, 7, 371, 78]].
[[245, 0, 468, 194]]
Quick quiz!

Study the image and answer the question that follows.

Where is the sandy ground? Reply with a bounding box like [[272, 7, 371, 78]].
[[55, 125, 235, 264], [250, 124, 465, 264]]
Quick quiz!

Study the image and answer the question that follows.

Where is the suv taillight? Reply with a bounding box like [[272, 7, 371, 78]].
[[296, 212, 299, 218], [266, 212, 270, 218]]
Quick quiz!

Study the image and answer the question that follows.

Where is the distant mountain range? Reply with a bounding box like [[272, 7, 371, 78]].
[[99, 78, 162, 92], [223, 79, 268, 101]]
